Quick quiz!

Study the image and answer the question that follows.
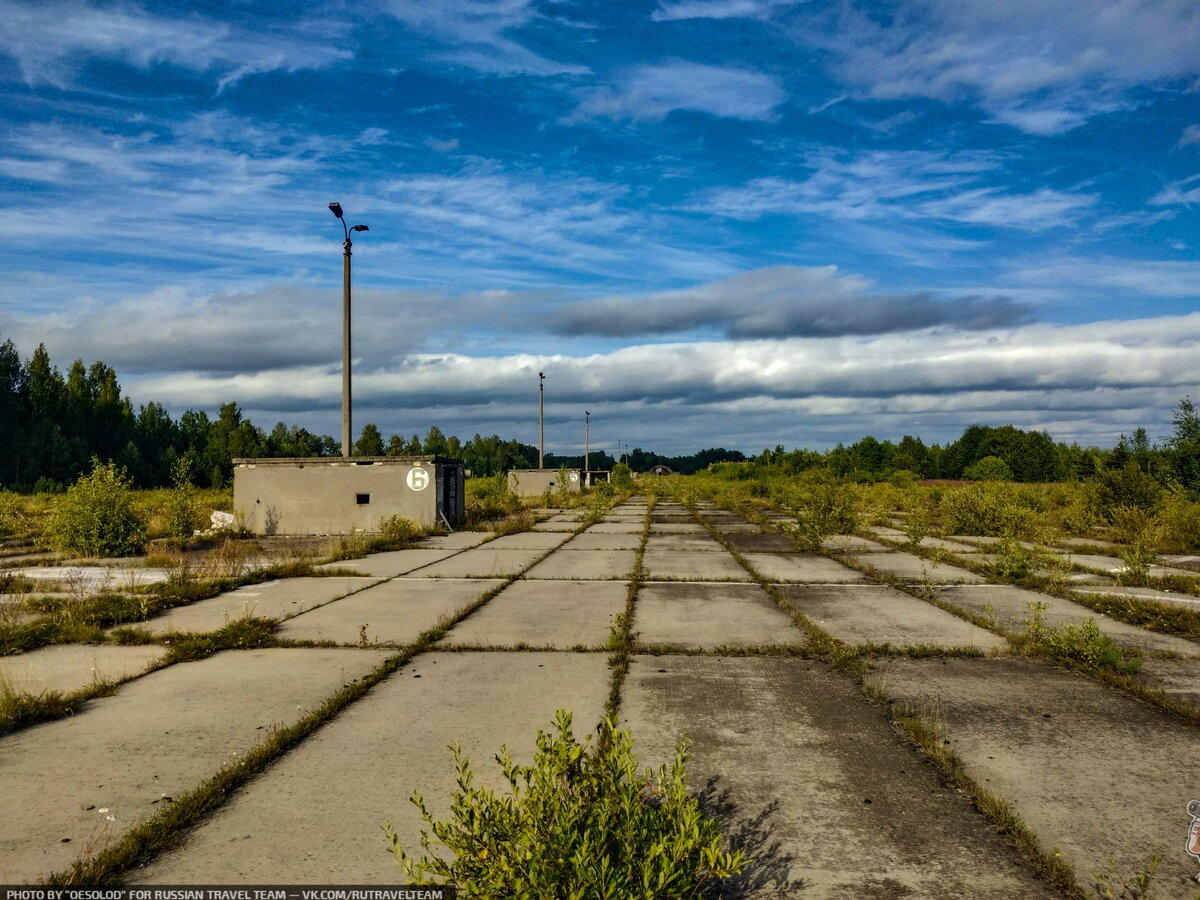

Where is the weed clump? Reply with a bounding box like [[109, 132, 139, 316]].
[[385, 709, 745, 897], [46, 460, 146, 557], [1023, 602, 1141, 676]]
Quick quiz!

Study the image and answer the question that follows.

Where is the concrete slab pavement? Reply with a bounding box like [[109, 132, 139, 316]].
[[775, 584, 1007, 651], [275, 578, 506, 646], [934, 585, 1200, 657], [634, 582, 803, 649], [0, 644, 167, 695], [740, 552, 866, 583], [876, 657, 1200, 897], [128, 652, 611, 885], [440, 579, 626, 648], [854, 552, 985, 583], [644, 534, 725, 552], [562, 532, 643, 550], [641, 549, 751, 581], [484, 532, 575, 550], [410, 547, 547, 578], [622, 656, 1059, 898], [522, 549, 636, 580], [0, 648, 393, 883], [135, 576, 379, 634], [317, 548, 460, 577]]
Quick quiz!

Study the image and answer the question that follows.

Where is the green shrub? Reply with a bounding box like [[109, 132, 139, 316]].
[[1024, 603, 1140, 675], [385, 709, 745, 897], [0, 491, 24, 537], [1094, 462, 1163, 516], [611, 462, 633, 488], [941, 482, 1039, 537], [378, 514, 421, 544], [988, 538, 1036, 580], [46, 461, 146, 557], [165, 457, 202, 539], [963, 455, 1012, 481], [1159, 493, 1200, 552]]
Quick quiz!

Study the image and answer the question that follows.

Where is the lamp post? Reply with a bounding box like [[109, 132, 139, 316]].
[[329, 202, 369, 458], [538, 371, 545, 469], [584, 410, 590, 485]]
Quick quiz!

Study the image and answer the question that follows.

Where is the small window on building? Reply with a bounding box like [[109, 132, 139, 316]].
[[356, 493, 371, 505]]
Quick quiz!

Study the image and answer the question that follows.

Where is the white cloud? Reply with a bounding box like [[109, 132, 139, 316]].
[[0, 0, 352, 90], [546, 265, 1032, 337], [1011, 257, 1200, 298], [696, 149, 1093, 231], [816, 0, 1200, 133], [382, 0, 588, 76], [1179, 125, 1200, 148], [651, 0, 798, 21], [1150, 174, 1200, 207], [566, 60, 785, 123], [115, 312, 1200, 452]]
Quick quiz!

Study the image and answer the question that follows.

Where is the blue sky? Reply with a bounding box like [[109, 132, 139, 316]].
[[1, 0, 1198, 456]]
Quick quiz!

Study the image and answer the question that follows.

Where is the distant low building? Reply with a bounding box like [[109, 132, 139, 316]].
[[507, 468, 582, 496], [647, 464, 674, 476], [233, 456, 464, 534]]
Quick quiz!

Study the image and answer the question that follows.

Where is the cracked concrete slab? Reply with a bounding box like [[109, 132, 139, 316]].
[[724, 532, 798, 552], [740, 552, 866, 583], [642, 549, 751, 581], [854, 552, 984, 583], [523, 549, 636, 580], [128, 652, 610, 885], [775, 584, 1007, 651], [634, 582, 802, 648], [419, 532, 493, 550], [0, 644, 167, 695], [134, 576, 379, 634], [484, 532, 575, 550], [821, 535, 889, 553], [934, 585, 1200, 657], [0, 648, 393, 884], [441, 579, 626, 648], [275, 578, 506, 646], [644, 534, 725, 552], [408, 547, 547, 578], [875, 657, 1200, 897], [562, 531, 643, 550], [318, 548, 460, 577], [587, 522, 645, 533], [622, 656, 1058, 899]]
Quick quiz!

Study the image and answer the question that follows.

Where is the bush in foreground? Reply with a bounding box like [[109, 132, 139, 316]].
[[46, 460, 146, 557], [385, 709, 745, 898]]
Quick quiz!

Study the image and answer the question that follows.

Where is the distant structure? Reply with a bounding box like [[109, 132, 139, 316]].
[[647, 464, 674, 476], [233, 456, 464, 534], [507, 468, 582, 497]]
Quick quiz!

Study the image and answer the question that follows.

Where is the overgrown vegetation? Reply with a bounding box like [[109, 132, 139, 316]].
[[385, 709, 745, 898], [45, 460, 147, 557]]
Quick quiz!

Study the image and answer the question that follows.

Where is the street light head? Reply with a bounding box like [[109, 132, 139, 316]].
[[328, 202, 344, 219], [539, 371, 545, 379], [352, 224, 369, 232]]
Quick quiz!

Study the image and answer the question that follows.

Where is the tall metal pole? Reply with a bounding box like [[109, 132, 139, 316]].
[[584, 411, 590, 483], [329, 203, 368, 458], [538, 371, 545, 468], [341, 237, 352, 458]]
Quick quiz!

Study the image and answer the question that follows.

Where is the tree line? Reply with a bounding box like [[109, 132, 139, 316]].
[[3, 338, 1195, 493], [0, 340, 745, 490], [745, 405, 1200, 494]]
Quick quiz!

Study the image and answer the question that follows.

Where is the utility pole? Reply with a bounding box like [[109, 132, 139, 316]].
[[538, 371, 545, 469], [328, 202, 369, 458], [584, 411, 590, 484]]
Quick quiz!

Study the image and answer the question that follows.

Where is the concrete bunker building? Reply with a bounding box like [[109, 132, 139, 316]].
[[233, 456, 465, 535], [507, 468, 582, 497]]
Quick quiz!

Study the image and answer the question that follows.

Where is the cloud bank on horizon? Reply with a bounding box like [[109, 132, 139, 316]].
[[0, 0, 1197, 454]]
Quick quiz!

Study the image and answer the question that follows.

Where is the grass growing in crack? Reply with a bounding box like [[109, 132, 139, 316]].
[[157, 616, 281, 663], [0, 668, 118, 736], [603, 493, 653, 722], [1017, 602, 1142, 676]]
